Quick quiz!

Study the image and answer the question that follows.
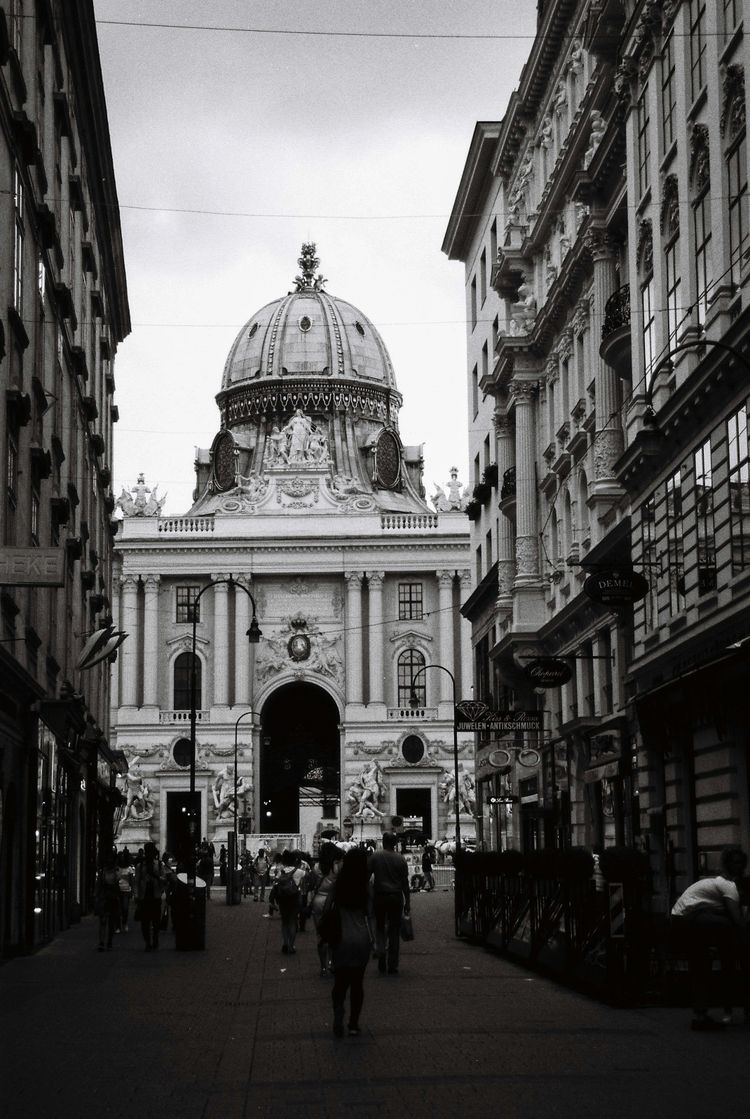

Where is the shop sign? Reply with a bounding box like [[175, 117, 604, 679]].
[[488, 795, 518, 805], [523, 658, 572, 687], [0, 547, 65, 586], [583, 569, 649, 607], [455, 707, 543, 733]]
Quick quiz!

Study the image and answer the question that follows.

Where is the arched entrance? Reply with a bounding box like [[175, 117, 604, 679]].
[[259, 682, 340, 836]]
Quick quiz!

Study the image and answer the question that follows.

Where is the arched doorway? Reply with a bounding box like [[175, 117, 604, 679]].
[[260, 682, 340, 836]]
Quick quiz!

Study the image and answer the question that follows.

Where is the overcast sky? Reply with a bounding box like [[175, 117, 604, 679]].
[[93, 1, 539, 514]]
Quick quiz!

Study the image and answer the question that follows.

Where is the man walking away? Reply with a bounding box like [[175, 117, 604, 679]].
[[368, 832, 410, 975], [421, 845, 435, 892]]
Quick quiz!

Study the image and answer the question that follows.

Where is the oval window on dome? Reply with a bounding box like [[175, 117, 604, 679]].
[[374, 429, 401, 490], [299, 315, 312, 332], [248, 323, 258, 339], [355, 321, 366, 336], [402, 735, 425, 764]]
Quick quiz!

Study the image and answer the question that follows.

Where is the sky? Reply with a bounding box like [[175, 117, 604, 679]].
[[93, 1, 539, 514]]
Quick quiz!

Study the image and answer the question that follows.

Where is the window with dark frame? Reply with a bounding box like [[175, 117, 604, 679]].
[[727, 134, 747, 287], [470, 275, 477, 328], [689, 0, 707, 103], [728, 405, 750, 573], [723, 0, 740, 39], [176, 585, 200, 623], [693, 185, 712, 326], [661, 31, 676, 151], [666, 469, 685, 614], [637, 87, 650, 198], [398, 648, 425, 707], [174, 651, 200, 710], [14, 166, 24, 311], [641, 493, 659, 631], [694, 439, 717, 593], [665, 235, 681, 348], [398, 582, 423, 621]]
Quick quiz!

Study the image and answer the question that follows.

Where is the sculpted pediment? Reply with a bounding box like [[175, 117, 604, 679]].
[[166, 633, 211, 653], [389, 629, 433, 645]]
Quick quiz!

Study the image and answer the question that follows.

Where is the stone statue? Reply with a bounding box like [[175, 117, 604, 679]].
[[119, 759, 155, 827], [268, 424, 288, 465], [510, 280, 537, 336], [117, 474, 167, 517], [440, 767, 476, 816], [212, 765, 248, 821], [347, 761, 386, 819], [583, 110, 606, 169], [283, 409, 314, 462], [236, 471, 269, 503], [569, 38, 583, 75], [432, 466, 469, 512]]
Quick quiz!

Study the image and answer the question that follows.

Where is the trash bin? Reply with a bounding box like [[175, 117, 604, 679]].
[[173, 872, 207, 950]]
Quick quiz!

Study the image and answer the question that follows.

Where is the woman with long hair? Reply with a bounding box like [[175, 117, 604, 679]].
[[327, 847, 372, 1037]]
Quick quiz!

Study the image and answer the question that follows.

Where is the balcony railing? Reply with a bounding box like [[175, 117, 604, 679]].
[[387, 706, 437, 721], [157, 517, 215, 534], [599, 284, 632, 379], [500, 467, 516, 501], [159, 709, 210, 724]]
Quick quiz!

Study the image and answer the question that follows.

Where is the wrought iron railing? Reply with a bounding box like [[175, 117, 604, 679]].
[[601, 284, 630, 342], [500, 467, 516, 501]]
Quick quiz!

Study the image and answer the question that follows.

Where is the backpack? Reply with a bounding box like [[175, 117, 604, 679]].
[[276, 871, 300, 900]]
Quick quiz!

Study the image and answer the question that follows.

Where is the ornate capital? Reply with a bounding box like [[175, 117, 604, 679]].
[[120, 575, 139, 592], [509, 378, 538, 405], [436, 570, 455, 588], [459, 569, 472, 588], [143, 574, 161, 591], [345, 571, 363, 590], [366, 571, 385, 588], [493, 410, 514, 437], [584, 226, 617, 262], [211, 577, 230, 594]]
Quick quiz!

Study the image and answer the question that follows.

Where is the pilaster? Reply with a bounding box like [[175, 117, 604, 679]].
[[142, 575, 161, 709]]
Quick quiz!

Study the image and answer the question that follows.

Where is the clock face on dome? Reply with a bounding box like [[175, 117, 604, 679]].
[[212, 431, 236, 492], [374, 429, 401, 490]]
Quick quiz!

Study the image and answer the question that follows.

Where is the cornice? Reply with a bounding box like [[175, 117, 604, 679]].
[[442, 121, 502, 261]]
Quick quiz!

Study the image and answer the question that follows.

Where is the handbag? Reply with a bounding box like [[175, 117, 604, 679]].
[[400, 912, 414, 941]]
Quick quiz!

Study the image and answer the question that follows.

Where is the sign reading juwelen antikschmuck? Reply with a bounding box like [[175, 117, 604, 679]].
[[454, 710, 543, 733]]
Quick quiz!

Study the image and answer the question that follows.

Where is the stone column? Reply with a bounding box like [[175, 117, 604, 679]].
[[119, 575, 139, 707], [437, 570, 455, 705], [212, 575, 230, 708], [142, 575, 161, 708], [234, 577, 251, 708], [494, 408, 516, 611], [510, 379, 540, 586], [459, 569, 473, 700], [345, 572, 363, 705], [367, 571, 385, 705], [586, 226, 624, 491]]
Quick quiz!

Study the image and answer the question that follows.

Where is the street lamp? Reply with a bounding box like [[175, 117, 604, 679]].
[[183, 576, 261, 946], [229, 709, 254, 905], [409, 663, 462, 934]]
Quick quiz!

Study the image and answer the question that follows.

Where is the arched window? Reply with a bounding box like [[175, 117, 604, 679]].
[[174, 652, 200, 710], [398, 648, 425, 707]]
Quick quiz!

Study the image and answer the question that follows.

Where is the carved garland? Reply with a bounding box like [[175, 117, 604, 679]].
[[637, 219, 653, 276], [689, 124, 711, 193], [721, 65, 746, 140], [660, 175, 680, 237]]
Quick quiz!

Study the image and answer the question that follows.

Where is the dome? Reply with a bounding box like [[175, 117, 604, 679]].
[[220, 248, 397, 393]]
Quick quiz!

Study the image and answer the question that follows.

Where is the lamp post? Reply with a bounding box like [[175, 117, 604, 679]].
[[182, 576, 261, 948], [409, 663, 462, 934], [229, 709, 254, 905]]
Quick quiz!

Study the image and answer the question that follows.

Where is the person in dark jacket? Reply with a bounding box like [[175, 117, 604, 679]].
[[327, 847, 372, 1036], [368, 832, 410, 975], [134, 842, 165, 951], [95, 854, 121, 951]]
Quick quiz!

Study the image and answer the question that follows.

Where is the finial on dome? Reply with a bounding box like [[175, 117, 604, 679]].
[[294, 242, 327, 292]]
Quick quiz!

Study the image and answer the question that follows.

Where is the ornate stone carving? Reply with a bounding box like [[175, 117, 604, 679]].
[[689, 124, 710, 192], [293, 241, 327, 292], [255, 616, 343, 685], [432, 466, 470, 512], [288, 576, 311, 596], [540, 115, 553, 149], [613, 56, 638, 105], [593, 429, 624, 479], [236, 471, 270, 502], [117, 473, 167, 517], [660, 175, 680, 237], [637, 220, 653, 275], [440, 765, 476, 814], [497, 559, 515, 596], [509, 280, 537, 336], [509, 379, 537, 405], [721, 64, 746, 139], [346, 761, 386, 819], [515, 534, 539, 575], [275, 476, 320, 505], [117, 758, 155, 832], [265, 409, 330, 467], [493, 410, 514, 437], [569, 38, 583, 75], [212, 765, 249, 821], [583, 110, 606, 169]]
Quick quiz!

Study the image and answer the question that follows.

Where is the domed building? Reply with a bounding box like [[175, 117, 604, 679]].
[[111, 246, 473, 860]]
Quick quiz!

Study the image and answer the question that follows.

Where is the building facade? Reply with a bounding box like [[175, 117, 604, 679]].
[[0, 1, 130, 955], [446, 0, 750, 910], [111, 246, 473, 859]]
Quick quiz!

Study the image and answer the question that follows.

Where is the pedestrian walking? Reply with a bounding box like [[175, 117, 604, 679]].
[[94, 855, 120, 951], [671, 846, 750, 1029], [116, 856, 135, 933], [368, 832, 410, 975], [266, 852, 284, 916], [197, 843, 214, 900], [276, 851, 306, 954], [253, 848, 270, 902], [421, 845, 435, 892], [311, 843, 343, 976], [219, 845, 227, 886], [325, 847, 373, 1037], [134, 841, 165, 951]]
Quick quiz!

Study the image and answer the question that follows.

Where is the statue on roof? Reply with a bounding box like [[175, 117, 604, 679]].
[[117, 474, 167, 517], [294, 242, 327, 292], [432, 467, 469, 512]]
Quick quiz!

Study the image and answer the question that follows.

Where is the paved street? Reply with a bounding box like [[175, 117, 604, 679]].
[[1, 887, 747, 1118]]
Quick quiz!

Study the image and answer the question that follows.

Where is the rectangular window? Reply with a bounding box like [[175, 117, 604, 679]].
[[661, 32, 676, 151], [481, 341, 488, 387], [693, 190, 713, 326], [724, 0, 740, 39], [13, 168, 24, 311], [176, 586, 200, 623], [728, 405, 750, 572], [490, 219, 497, 267], [665, 237, 681, 347], [694, 439, 716, 593], [727, 136, 748, 286], [31, 489, 40, 545], [641, 277, 656, 381], [471, 364, 479, 419], [492, 315, 499, 354], [485, 528, 493, 570], [637, 87, 650, 198], [470, 276, 477, 328], [398, 582, 423, 621], [666, 469, 685, 613], [689, 0, 707, 103], [480, 249, 487, 306], [641, 495, 658, 631]]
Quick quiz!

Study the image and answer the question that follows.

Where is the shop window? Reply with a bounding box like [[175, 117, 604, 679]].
[[174, 652, 200, 710], [728, 405, 750, 572]]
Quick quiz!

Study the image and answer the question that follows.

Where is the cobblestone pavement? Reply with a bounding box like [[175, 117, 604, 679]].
[[1, 887, 748, 1118]]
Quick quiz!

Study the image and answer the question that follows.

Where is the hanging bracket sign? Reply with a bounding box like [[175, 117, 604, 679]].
[[523, 657, 573, 688], [583, 568, 649, 607]]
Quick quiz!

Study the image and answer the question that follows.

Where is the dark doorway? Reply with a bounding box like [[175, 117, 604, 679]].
[[166, 791, 200, 866], [396, 788, 431, 837], [260, 683, 340, 834]]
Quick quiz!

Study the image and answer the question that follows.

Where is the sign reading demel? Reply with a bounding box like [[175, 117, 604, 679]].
[[523, 657, 572, 688], [0, 547, 65, 586], [583, 568, 649, 607]]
